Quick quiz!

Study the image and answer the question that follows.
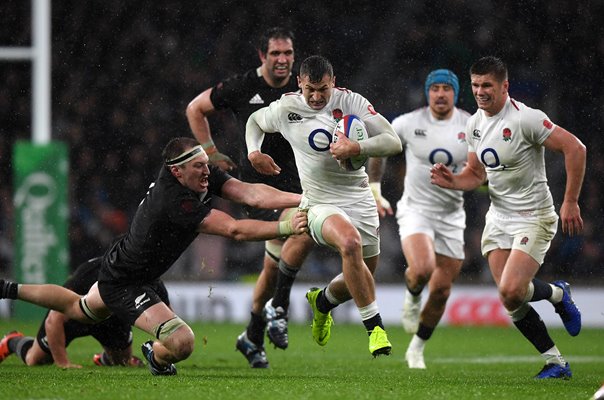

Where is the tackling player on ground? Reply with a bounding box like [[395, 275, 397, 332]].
[[246, 55, 402, 356], [0, 137, 307, 376], [369, 69, 470, 369], [431, 56, 585, 379]]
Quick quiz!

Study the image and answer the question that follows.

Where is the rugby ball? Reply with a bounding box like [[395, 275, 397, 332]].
[[332, 114, 369, 170]]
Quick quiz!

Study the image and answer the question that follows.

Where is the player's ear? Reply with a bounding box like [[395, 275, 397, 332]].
[[332, 76, 336, 87], [258, 49, 267, 63], [170, 165, 182, 178]]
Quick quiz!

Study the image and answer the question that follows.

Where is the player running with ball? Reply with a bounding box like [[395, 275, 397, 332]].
[[246, 55, 402, 356]]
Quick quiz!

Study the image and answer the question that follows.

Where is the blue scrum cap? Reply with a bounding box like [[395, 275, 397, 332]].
[[425, 69, 459, 104]]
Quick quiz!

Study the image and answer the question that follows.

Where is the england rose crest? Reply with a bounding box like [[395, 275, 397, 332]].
[[503, 128, 512, 142], [332, 109, 343, 121]]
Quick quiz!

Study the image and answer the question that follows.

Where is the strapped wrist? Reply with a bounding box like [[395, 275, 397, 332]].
[[369, 181, 382, 197], [201, 140, 217, 154], [278, 220, 293, 236]]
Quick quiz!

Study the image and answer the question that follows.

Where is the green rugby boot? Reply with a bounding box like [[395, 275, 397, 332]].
[[305, 287, 333, 346], [368, 326, 392, 357]]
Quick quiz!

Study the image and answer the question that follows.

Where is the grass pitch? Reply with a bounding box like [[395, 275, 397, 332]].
[[0, 320, 602, 400]]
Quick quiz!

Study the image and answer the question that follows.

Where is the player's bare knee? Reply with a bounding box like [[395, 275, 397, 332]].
[[338, 234, 362, 258], [171, 333, 195, 361], [24, 355, 38, 366], [414, 269, 432, 284], [153, 316, 194, 360], [498, 285, 524, 310]]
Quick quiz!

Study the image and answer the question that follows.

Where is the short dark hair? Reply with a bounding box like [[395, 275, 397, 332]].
[[470, 56, 508, 82], [258, 27, 294, 55], [299, 55, 333, 83], [162, 137, 199, 166]]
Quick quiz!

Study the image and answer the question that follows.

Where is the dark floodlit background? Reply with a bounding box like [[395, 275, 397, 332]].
[[1, 1, 602, 285]]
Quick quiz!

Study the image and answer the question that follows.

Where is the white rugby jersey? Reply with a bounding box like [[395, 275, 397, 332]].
[[250, 88, 381, 208], [466, 97, 556, 214], [393, 106, 469, 214]]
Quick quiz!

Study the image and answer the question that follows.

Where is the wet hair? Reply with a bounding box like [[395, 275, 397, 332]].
[[299, 55, 333, 83], [258, 27, 295, 55], [162, 137, 199, 166], [470, 56, 508, 82]]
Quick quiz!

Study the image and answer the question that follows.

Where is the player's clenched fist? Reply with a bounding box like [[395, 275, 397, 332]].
[[248, 150, 281, 176]]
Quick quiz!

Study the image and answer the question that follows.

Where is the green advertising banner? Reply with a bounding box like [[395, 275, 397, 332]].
[[13, 141, 69, 320]]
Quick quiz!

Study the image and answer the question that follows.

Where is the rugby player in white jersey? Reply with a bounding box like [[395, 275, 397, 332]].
[[431, 56, 585, 379], [246, 55, 402, 356], [368, 69, 470, 369]]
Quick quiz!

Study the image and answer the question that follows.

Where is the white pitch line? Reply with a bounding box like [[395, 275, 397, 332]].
[[431, 355, 604, 364]]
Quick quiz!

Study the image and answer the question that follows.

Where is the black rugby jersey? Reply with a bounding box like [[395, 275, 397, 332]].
[[210, 68, 301, 193], [101, 165, 231, 282]]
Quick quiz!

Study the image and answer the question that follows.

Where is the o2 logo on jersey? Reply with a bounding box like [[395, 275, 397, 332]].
[[480, 147, 506, 170], [430, 148, 461, 173], [429, 148, 453, 166], [308, 128, 332, 151]]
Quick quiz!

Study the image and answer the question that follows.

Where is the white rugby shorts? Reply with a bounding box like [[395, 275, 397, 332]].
[[304, 197, 380, 258], [396, 206, 465, 260], [481, 208, 558, 265]]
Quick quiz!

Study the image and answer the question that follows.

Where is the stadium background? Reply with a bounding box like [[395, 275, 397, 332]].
[[1, 1, 603, 289]]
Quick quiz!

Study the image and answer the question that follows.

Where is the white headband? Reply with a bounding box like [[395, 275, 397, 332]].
[[165, 145, 204, 166]]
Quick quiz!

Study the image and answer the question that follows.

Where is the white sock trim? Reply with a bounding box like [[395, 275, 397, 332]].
[[541, 345, 565, 365], [358, 301, 379, 320], [549, 284, 563, 304], [408, 334, 426, 351], [324, 286, 341, 305]]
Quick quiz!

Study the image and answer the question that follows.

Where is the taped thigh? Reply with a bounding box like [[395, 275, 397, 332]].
[[265, 240, 283, 262], [153, 316, 187, 341], [79, 296, 110, 323], [307, 204, 349, 246]]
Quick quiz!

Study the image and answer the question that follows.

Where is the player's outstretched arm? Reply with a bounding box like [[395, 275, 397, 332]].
[[198, 208, 307, 240], [219, 178, 300, 210], [186, 88, 236, 171]]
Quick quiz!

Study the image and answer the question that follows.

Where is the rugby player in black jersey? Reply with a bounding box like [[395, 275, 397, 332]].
[[186, 27, 314, 367], [0, 137, 307, 375], [0, 257, 168, 368]]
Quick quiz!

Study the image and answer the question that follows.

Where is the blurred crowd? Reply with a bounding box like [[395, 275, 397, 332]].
[[1, 0, 602, 284]]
